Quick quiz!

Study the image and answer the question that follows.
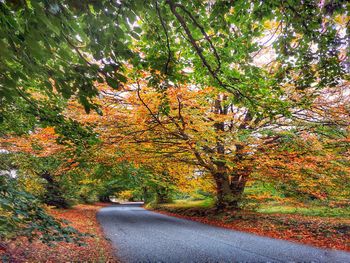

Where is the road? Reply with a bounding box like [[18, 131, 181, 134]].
[[97, 204, 350, 263]]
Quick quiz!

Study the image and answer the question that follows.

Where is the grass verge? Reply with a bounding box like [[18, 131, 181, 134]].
[[257, 204, 350, 218]]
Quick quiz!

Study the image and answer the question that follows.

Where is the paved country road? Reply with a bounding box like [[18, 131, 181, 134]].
[[97, 204, 350, 263]]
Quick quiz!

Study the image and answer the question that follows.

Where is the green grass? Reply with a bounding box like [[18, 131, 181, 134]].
[[257, 204, 350, 218], [161, 198, 214, 209], [244, 181, 350, 218], [156, 198, 350, 218]]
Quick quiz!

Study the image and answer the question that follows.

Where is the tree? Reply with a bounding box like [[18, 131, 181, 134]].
[[0, 127, 80, 208], [87, 76, 349, 209], [129, 1, 349, 209]]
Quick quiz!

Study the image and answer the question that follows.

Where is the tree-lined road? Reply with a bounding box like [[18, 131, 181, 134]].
[[98, 204, 350, 263]]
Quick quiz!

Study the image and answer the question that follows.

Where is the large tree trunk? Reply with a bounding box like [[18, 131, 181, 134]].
[[213, 169, 249, 210]]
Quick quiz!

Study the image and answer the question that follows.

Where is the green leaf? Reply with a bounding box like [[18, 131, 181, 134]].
[[106, 77, 119, 89]]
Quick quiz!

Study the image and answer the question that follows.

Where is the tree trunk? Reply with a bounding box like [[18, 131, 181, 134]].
[[213, 169, 249, 210], [98, 195, 111, 202], [143, 187, 153, 203], [155, 186, 172, 204], [40, 171, 70, 208]]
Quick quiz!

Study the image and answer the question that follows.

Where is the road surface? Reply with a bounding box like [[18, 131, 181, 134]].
[[97, 204, 350, 263]]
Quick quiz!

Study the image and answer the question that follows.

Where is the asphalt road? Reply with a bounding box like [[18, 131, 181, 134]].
[[97, 204, 350, 263]]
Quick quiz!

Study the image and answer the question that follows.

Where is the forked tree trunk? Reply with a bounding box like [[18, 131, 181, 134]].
[[209, 95, 252, 210], [213, 169, 249, 210]]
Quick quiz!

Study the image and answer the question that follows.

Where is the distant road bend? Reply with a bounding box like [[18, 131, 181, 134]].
[[98, 203, 350, 263]]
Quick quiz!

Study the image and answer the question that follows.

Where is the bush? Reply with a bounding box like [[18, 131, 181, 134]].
[[0, 175, 88, 244]]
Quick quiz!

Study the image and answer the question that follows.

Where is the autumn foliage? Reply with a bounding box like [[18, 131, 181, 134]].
[[0, 0, 349, 259], [1, 203, 116, 262]]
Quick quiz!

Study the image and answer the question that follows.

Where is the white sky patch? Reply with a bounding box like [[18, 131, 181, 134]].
[[252, 25, 280, 67], [0, 169, 17, 178], [75, 34, 83, 42]]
